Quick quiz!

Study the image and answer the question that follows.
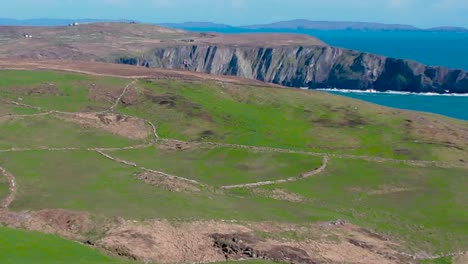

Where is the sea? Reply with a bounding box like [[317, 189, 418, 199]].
[[182, 27, 468, 120]]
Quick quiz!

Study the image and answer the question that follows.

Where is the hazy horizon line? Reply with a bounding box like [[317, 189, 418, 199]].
[[0, 17, 466, 29]]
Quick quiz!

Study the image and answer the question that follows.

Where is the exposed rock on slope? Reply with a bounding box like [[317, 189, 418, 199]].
[[118, 45, 468, 93]]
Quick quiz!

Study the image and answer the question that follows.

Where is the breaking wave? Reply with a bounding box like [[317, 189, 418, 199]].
[[315, 88, 468, 97]]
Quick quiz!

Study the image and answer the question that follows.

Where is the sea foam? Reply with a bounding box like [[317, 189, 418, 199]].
[[315, 88, 468, 97]]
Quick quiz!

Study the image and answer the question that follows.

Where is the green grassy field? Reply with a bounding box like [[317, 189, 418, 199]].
[[0, 148, 465, 253], [420, 257, 453, 264], [0, 104, 40, 116], [106, 145, 322, 186], [0, 227, 128, 264], [0, 69, 467, 262], [263, 158, 468, 253], [0, 114, 145, 149], [0, 70, 465, 163], [0, 150, 343, 222], [116, 79, 466, 163], [0, 70, 127, 112]]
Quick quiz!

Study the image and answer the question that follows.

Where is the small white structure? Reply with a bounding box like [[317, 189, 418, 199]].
[[68, 22, 79, 27], [23, 34, 32, 38]]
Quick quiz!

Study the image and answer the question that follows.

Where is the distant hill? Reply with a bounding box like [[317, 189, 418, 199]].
[[2, 18, 467, 32], [159, 22, 234, 30], [162, 19, 468, 32], [425, 26, 468, 32], [243, 19, 420, 31], [0, 18, 124, 26]]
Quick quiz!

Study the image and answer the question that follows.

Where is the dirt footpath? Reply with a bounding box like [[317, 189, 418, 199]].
[[0, 166, 16, 209]]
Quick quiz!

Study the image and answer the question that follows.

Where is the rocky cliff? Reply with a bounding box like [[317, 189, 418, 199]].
[[1, 23, 464, 93], [116, 45, 468, 93]]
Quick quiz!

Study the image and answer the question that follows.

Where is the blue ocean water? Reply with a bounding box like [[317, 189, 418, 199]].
[[325, 91, 467, 120], [306, 30, 468, 71], [182, 27, 468, 120], [185, 27, 468, 70]]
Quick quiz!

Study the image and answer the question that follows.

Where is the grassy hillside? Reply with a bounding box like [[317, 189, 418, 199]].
[[0, 115, 144, 149], [0, 69, 466, 263], [118, 79, 467, 164], [265, 158, 468, 252], [107, 146, 322, 186], [0, 150, 338, 222], [0, 227, 128, 264], [0, 70, 125, 111]]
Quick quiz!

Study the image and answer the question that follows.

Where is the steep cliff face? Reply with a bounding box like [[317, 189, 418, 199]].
[[116, 45, 468, 93]]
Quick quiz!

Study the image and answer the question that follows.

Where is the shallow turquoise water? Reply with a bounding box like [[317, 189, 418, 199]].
[[326, 91, 468, 120]]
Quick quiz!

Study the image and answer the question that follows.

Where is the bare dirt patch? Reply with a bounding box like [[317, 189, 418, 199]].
[[145, 93, 180, 107], [98, 220, 251, 264], [313, 106, 367, 128], [119, 86, 142, 106], [86, 82, 123, 105], [405, 114, 468, 151], [252, 188, 305, 203], [97, 219, 412, 264], [13, 82, 61, 96], [0, 208, 413, 264], [0, 209, 94, 239], [211, 232, 320, 264], [59, 112, 151, 140], [136, 171, 200, 192], [211, 225, 407, 264], [453, 252, 468, 264], [143, 91, 211, 120], [257, 225, 408, 264], [368, 186, 416, 196], [349, 185, 416, 196], [156, 140, 195, 151]]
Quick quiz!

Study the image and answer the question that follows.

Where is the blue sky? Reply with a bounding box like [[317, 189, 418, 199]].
[[2, 0, 468, 27]]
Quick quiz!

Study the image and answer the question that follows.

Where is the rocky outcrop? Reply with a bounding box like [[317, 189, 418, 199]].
[[116, 45, 468, 93]]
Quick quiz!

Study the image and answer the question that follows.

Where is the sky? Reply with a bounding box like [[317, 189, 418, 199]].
[[1, 0, 468, 28]]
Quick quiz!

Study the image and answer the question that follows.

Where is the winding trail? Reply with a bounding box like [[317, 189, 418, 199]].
[[0, 143, 153, 154], [95, 150, 204, 186], [107, 79, 137, 112], [103, 78, 160, 141], [0, 111, 55, 120], [2, 99, 43, 111], [163, 139, 458, 169], [0, 166, 16, 209], [222, 156, 329, 189]]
